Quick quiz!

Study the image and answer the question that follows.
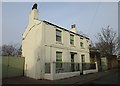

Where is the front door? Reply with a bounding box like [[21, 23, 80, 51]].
[[80, 55, 85, 75], [71, 54, 74, 72]]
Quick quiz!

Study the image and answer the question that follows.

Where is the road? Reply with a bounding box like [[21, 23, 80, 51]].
[[84, 68, 119, 84], [2, 68, 120, 85]]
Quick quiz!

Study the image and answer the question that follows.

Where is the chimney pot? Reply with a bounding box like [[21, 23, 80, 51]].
[[32, 3, 37, 10], [71, 24, 76, 28], [70, 24, 77, 33]]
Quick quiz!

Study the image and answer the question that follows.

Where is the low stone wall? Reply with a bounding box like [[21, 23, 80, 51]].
[[83, 69, 98, 74]]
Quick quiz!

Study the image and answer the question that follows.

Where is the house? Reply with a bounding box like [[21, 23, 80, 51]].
[[22, 3, 98, 80]]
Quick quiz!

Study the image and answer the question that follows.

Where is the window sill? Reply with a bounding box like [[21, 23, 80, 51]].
[[56, 41, 63, 45], [81, 47, 85, 49], [70, 45, 76, 47], [56, 68, 64, 70]]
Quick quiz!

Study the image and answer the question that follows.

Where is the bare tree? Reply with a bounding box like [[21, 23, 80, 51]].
[[1, 43, 22, 56], [95, 26, 118, 56], [89, 41, 95, 49], [16, 45, 22, 56]]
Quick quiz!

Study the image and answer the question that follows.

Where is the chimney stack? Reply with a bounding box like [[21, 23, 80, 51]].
[[29, 3, 38, 22], [70, 24, 77, 33]]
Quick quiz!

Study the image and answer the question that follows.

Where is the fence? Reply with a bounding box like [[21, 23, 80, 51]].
[[45, 62, 96, 73], [1, 56, 25, 79]]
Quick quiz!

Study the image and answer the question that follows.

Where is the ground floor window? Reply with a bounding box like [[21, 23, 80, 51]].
[[81, 54, 85, 63], [56, 52, 62, 68]]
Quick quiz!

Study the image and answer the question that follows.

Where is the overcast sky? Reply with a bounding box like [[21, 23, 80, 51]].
[[2, 2, 118, 45]]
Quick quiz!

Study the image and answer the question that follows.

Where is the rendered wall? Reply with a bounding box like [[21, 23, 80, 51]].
[[42, 23, 92, 80], [43, 22, 90, 63], [22, 20, 44, 79]]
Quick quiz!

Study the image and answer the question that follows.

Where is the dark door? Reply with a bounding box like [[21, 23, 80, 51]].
[[71, 54, 75, 72], [80, 55, 85, 75]]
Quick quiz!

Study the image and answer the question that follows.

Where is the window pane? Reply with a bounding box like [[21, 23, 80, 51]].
[[70, 34, 74, 45], [81, 55, 85, 62], [56, 52, 62, 62], [56, 36, 61, 42], [80, 42, 83, 48], [56, 59, 62, 62], [80, 37, 83, 40], [56, 30, 61, 42], [70, 40, 74, 45], [56, 30, 61, 36], [70, 34, 74, 40], [56, 52, 62, 68]]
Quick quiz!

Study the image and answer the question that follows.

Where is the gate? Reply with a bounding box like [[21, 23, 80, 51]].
[[2, 56, 25, 78]]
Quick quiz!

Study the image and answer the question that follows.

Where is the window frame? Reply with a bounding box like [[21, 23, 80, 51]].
[[80, 42, 84, 48], [56, 52, 62, 68], [56, 29, 62, 42], [80, 37, 83, 40], [81, 54, 85, 63], [70, 34, 74, 45]]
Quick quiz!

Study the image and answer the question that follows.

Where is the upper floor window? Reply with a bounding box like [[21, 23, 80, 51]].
[[80, 37, 83, 40], [86, 39, 89, 43], [80, 42, 84, 48], [70, 34, 74, 45], [56, 29, 62, 42]]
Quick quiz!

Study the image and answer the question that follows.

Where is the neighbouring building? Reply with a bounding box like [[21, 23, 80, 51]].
[[90, 48, 102, 71], [118, 56, 120, 68], [90, 47, 118, 71], [101, 55, 118, 71], [22, 3, 98, 80]]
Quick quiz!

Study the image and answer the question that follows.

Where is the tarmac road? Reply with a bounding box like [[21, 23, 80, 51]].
[[82, 68, 120, 84], [2, 68, 120, 85]]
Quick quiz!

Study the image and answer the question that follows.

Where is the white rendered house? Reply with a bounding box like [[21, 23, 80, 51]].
[[22, 3, 98, 80]]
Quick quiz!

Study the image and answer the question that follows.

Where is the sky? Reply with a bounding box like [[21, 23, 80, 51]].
[[2, 2, 118, 45]]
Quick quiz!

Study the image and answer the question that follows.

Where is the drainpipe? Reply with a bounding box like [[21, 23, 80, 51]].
[[50, 45, 55, 80]]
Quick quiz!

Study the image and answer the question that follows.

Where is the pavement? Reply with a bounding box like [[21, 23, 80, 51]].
[[2, 68, 119, 85]]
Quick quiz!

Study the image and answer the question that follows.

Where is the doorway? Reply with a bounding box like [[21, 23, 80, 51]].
[[80, 55, 85, 75], [71, 54, 75, 72]]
